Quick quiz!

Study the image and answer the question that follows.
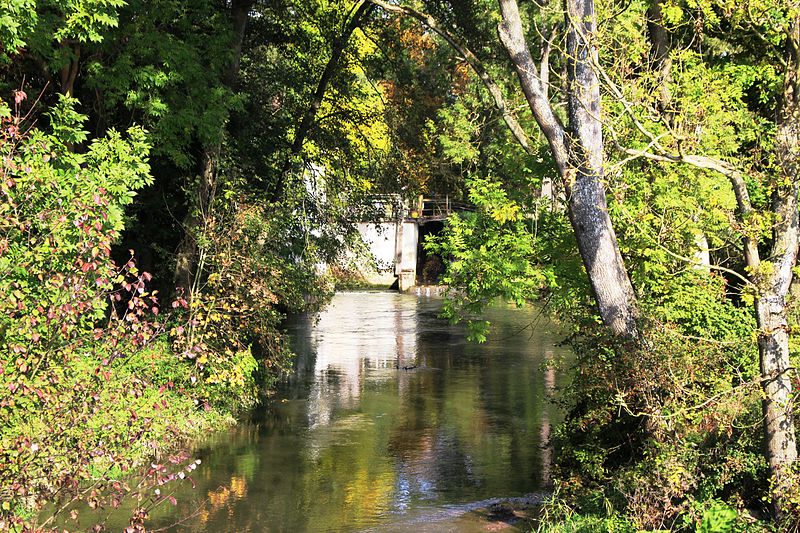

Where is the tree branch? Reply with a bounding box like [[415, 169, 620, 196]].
[[278, 0, 374, 196], [497, 0, 569, 175], [593, 51, 763, 269], [366, 0, 536, 156]]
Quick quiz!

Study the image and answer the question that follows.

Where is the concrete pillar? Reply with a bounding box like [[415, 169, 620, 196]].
[[396, 220, 418, 291]]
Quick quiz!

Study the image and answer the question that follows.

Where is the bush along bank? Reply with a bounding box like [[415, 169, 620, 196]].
[[0, 95, 309, 532], [538, 289, 799, 532]]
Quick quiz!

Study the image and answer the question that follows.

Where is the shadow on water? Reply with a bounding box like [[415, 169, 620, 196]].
[[137, 292, 571, 532]]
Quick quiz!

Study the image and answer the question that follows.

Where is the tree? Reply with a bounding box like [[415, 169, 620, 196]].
[[367, 0, 800, 520], [173, 0, 255, 296], [368, 0, 638, 339], [496, 0, 639, 339], [596, 0, 800, 515], [277, 0, 375, 195]]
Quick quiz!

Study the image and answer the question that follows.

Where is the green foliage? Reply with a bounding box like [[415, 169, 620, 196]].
[[427, 177, 581, 341], [429, 100, 479, 165], [1, 0, 124, 53], [691, 500, 756, 533], [232, 0, 390, 199], [0, 95, 151, 358], [84, 0, 238, 167], [46, 0, 126, 43], [171, 171, 342, 411], [0, 95, 235, 530], [0, 0, 37, 60], [538, 496, 769, 533], [537, 512, 638, 533], [0, 0, 126, 76], [549, 316, 768, 530], [646, 272, 756, 348]]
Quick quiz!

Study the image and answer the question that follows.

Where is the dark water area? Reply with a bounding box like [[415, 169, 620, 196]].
[[144, 291, 570, 532]]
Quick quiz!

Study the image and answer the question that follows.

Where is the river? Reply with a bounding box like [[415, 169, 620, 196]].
[[145, 291, 569, 532]]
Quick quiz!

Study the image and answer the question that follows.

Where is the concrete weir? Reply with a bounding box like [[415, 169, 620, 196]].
[[355, 220, 418, 291], [354, 196, 472, 291]]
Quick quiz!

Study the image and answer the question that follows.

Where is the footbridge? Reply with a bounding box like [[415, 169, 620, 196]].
[[354, 195, 473, 291]]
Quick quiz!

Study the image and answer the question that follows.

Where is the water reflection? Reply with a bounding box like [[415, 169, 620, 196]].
[[307, 294, 418, 428], [147, 292, 569, 532]]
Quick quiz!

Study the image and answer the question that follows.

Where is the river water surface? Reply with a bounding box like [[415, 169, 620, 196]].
[[147, 291, 569, 532]]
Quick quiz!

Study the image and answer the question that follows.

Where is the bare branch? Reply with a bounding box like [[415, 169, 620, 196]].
[[539, 24, 552, 90], [617, 203, 756, 287], [592, 49, 764, 270]]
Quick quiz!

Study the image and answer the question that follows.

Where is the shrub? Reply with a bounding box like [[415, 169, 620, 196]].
[[0, 93, 229, 531]]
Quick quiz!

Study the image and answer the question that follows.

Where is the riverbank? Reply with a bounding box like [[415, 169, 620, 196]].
[[17, 336, 252, 532]]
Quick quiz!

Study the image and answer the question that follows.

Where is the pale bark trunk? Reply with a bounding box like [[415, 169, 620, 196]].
[[756, 290, 798, 520], [498, 0, 639, 338], [754, 176, 798, 518], [758, 18, 799, 516], [691, 231, 711, 272]]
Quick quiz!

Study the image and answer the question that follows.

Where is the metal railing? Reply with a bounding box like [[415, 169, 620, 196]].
[[351, 194, 473, 222], [413, 195, 473, 220]]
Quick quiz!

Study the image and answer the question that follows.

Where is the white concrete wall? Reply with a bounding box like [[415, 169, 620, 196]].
[[355, 221, 418, 289], [397, 221, 418, 271], [356, 222, 397, 270], [355, 222, 398, 285], [396, 221, 418, 291]]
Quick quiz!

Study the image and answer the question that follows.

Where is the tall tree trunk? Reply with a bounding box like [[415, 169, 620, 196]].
[[498, 0, 639, 338], [691, 230, 711, 272], [758, 16, 800, 519], [564, 0, 639, 338], [174, 149, 219, 295], [754, 180, 798, 519], [173, 0, 253, 295], [755, 197, 798, 518], [59, 42, 81, 97], [274, 0, 374, 200]]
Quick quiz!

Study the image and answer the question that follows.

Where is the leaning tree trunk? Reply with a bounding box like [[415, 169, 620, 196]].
[[274, 0, 374, 200], [564, 0, 639, 339], [498, 0, 639, 339]]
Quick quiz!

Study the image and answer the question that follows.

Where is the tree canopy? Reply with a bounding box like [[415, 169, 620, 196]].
[[1, 0, 799, 529]]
